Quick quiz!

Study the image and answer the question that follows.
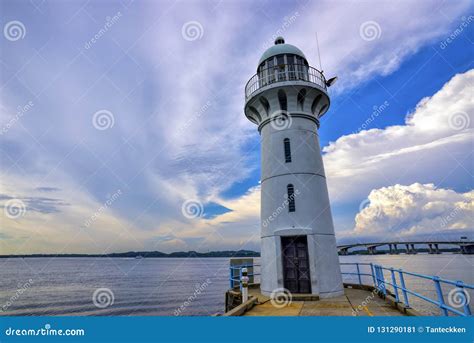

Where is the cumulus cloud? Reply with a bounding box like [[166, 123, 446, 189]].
[[324, 69, 473, 203], [352, 183, 473, 239]]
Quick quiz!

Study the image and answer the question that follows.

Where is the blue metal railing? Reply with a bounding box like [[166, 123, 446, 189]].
[[229, 264, 261, 289], [341, 262, 473, 317], [229, 261, 473, 316]]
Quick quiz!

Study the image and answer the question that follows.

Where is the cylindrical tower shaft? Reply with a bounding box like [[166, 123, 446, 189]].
[[244, 37, 343, 298]]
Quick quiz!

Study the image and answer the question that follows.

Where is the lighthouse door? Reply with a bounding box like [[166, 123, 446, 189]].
[[281, 236, 311, 293]]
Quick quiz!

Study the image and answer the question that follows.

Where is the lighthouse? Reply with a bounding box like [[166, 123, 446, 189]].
[[244, 37, 343, 298]]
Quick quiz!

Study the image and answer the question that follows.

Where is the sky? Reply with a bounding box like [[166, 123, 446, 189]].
[[0, 0, 473, 254]]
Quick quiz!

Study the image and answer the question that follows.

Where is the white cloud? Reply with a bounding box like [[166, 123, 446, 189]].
[[288, 0, 471, 91], [324, 69, 473, 203], [352, 183, 473, 238]]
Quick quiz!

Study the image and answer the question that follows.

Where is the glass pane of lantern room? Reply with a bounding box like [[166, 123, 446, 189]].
[[288, 55, 296, 80], [258, 62, 266, 87], [276, 55, 285, 81], [267, 58, 275, 84]]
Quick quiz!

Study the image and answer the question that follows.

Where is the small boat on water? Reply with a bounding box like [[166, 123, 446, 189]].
[[135, 255, 144, 259]]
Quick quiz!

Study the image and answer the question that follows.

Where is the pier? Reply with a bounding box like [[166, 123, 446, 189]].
[[235, 286, 409, 316], [225, 261, 473, 317]]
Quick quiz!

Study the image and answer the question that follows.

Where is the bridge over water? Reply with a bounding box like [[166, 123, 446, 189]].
[[337, 241, 474, 255]]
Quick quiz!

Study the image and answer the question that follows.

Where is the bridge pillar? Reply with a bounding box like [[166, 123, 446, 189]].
[[428, 244, 434, 254], [339, 248, 349, 256], [367, 246, 377, 255], [388, 244, 393, 254], [434, 243, 440, 254], [410, 244, 417, 254], [393, 243, 399, 254], [405, 244, 411, 254], [461, 244, 474, 254]]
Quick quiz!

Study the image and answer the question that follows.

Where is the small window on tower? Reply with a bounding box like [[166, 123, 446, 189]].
[[284, 138, 291, 163], [278, 90, 287, 111], [287, 184, 295, 212]]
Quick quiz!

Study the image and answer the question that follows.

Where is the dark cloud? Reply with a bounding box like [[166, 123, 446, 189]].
[[35, 187, 61, 192], [0, 193, 69, 214]]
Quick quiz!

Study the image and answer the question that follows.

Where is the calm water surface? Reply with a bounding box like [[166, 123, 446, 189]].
[[0, 254, 472, 316]]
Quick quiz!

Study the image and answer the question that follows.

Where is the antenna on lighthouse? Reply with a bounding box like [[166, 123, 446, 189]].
[[315, 31, 323, 73], [316, 31, 338, 88]]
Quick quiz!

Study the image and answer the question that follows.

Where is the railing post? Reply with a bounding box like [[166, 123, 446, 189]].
[[455, 281, 471, 316], [390, 268, 400, 302], [398, 269, 410, 308], [374, 265, 380, 289], [433, 276, 449, 316], [356, 263, 362, 285], [239, 267, 243, 291], [376, 266, 386, 296], [370, 263, 376, 287], [241, 268, 249, 303]]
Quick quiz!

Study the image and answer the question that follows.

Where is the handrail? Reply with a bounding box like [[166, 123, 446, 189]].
[[229, 261, 473, 316], [244, 64, 327, 100], [341, 262, 472, 317]]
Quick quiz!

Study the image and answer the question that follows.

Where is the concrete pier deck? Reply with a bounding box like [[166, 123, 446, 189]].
[[223, 284, 418, 316], [243, 287, 406, 316]]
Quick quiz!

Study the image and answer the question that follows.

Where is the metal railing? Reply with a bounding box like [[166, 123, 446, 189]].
[[245, 64, 327, 100], [229, 264, 261, 289], [341, 262, 473, 317], [229, 261, 473, 316]]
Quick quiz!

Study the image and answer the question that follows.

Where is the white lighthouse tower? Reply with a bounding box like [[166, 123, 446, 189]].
[[244, 37, 343, 298]]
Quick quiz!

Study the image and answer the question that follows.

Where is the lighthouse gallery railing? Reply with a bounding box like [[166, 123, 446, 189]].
[[245, 64, 327, 100], [229, 262, 473, 316]]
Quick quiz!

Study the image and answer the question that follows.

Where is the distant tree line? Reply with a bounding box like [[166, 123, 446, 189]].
[[0, 250, 261, 258]]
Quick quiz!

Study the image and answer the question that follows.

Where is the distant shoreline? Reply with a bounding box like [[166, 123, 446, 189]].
[[0, 250, 261, 258], [1, 248, 465, 258]]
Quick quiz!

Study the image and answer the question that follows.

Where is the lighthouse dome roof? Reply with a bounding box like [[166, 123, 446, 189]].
[[258, 37, 307, 65]]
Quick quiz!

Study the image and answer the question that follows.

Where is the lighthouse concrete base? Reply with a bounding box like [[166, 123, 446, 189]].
[[259, 232, 344, 298]]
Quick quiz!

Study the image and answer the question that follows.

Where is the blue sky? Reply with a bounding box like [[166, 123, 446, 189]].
[[0, 0, 473, 254]]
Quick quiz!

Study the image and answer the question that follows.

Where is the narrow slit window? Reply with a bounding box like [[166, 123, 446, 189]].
[[284, 138, 291, 163], [287, 184, 295, 212]]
